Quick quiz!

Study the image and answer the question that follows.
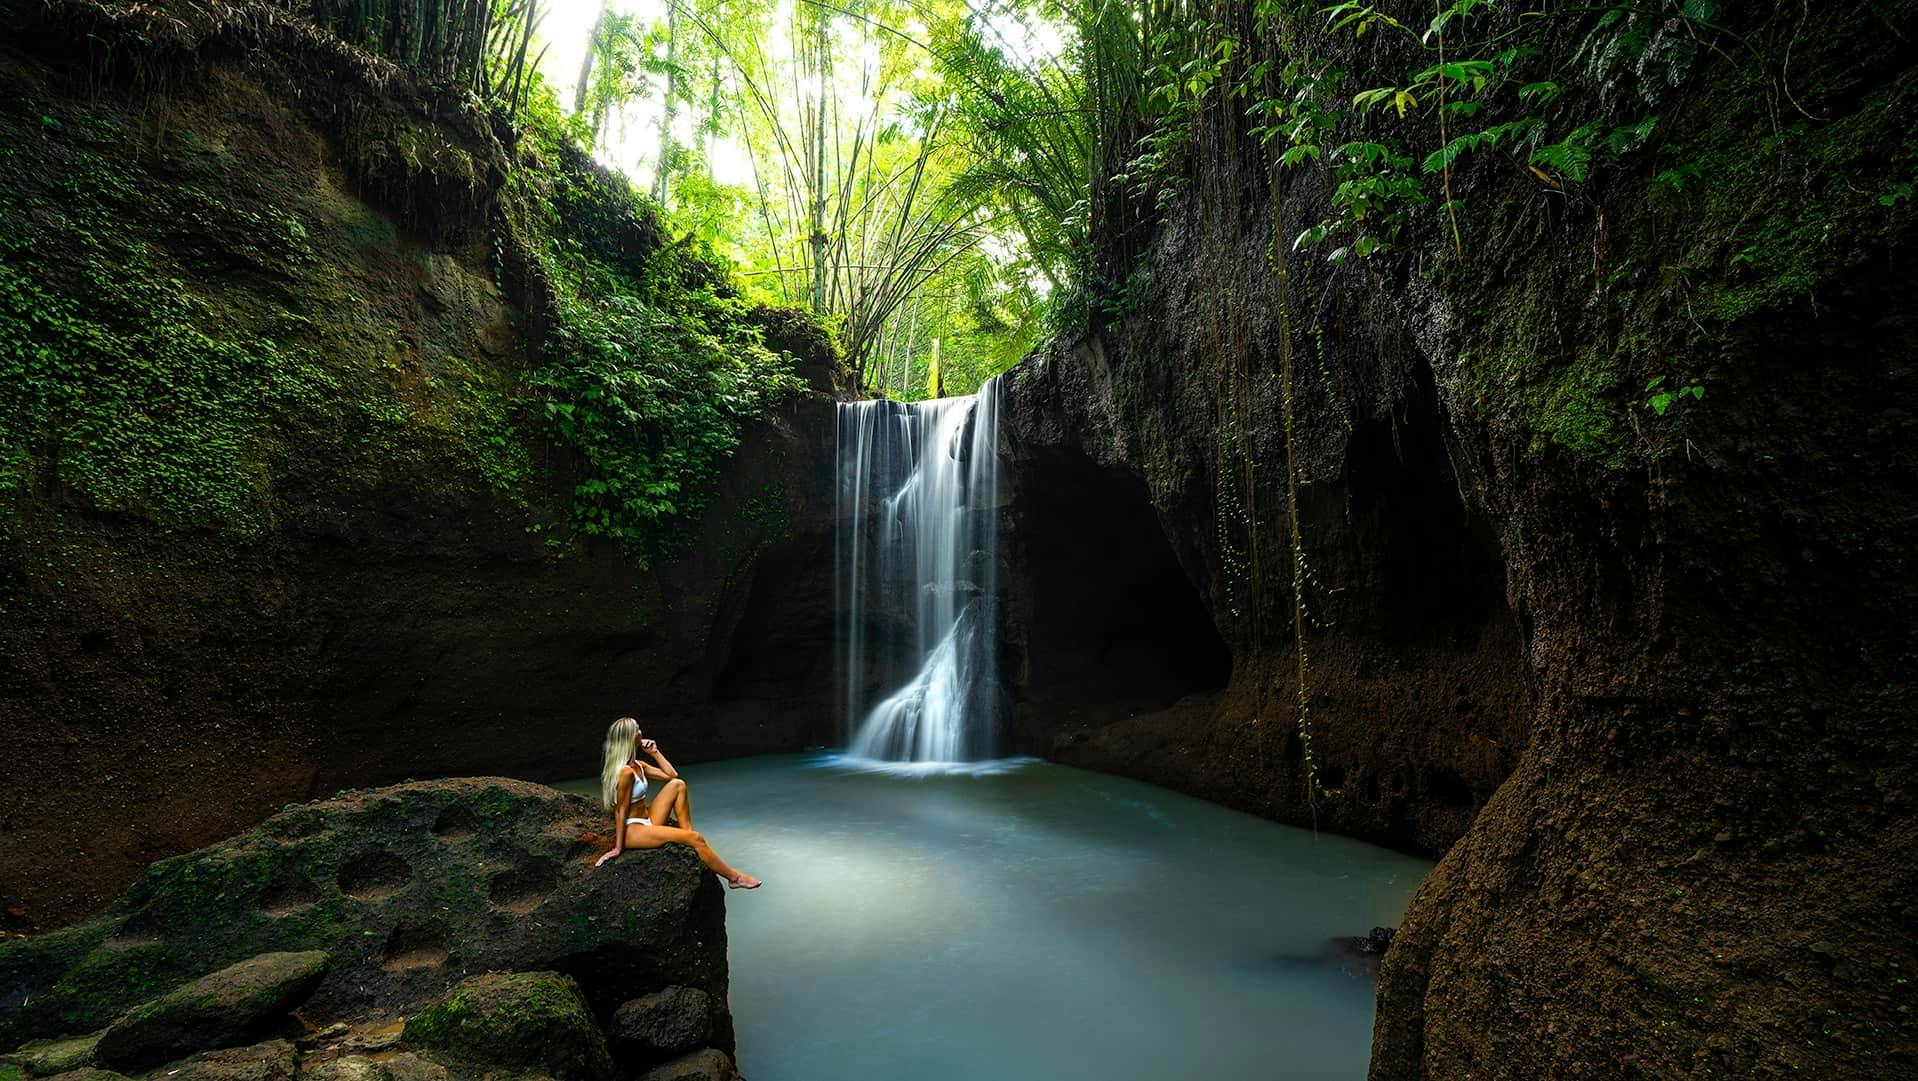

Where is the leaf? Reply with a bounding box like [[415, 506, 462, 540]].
[[1605, 115, 1660, 157], [1417, 60, 1495, 89], [1645, 376, 1667, 391], [1280, 144, 1323, 167], [1295, 221, 1339, 251], [1530, 137, 1593, 183], [1423, 134, 1482, 175], [1353, 86, 1399, 112]]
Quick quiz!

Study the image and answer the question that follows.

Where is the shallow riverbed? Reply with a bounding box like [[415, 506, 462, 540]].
[[565, 754, 1429, 1081]]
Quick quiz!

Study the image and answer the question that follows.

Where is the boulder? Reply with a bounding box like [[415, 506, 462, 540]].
[[0, 780, 731, 1048], [1356, 926, 1395, 956], [152, 1041, 297, 1081], [610, 987, 721, 1065], [37, 1071, 128, 1081], [633, 1050, 739, 1081], [93, 953, 326, 1072], [300, 1053, 449, 1081], [11, 1033, 99, 1076], [401, 972, 611, 1081]]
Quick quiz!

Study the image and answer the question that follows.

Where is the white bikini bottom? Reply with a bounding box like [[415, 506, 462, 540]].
[[624, 817, 652, 826]]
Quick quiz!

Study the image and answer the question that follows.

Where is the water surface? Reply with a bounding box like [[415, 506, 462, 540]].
[[567, 754, 1428, 1081]]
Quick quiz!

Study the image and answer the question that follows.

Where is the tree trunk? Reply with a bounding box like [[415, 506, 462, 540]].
[[573, 0, 610, 119], [652, 0, 681, 203]]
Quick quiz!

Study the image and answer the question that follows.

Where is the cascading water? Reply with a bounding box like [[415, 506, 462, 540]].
[[835, 378, 1003, 763]]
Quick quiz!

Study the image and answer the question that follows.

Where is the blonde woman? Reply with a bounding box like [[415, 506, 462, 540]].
[[593, 717, 761, 889]]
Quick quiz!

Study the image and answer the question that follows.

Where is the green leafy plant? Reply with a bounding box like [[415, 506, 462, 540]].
[[1645, 375, 1705, 416], [504, 106, 809, 559]]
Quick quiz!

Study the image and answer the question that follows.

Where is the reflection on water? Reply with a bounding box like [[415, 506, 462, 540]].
[[559, 754, 1430, 1081]]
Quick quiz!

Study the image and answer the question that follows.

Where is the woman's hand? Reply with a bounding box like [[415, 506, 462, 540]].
[[595, 848, 622, 867], [640, 738, 659, 754]]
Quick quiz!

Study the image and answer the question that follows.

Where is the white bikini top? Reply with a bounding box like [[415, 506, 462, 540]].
[[628, 762, 649, 804]]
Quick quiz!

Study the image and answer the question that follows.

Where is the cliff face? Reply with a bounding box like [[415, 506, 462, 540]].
[[999, 328, 1531, 858], [0, 4, 841, 932], [998, 2, 1917, 1077]]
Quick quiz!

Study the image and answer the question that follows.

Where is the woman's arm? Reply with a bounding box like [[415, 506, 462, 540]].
[[640, 740, 678, 781], [595, 768, 634, 867]]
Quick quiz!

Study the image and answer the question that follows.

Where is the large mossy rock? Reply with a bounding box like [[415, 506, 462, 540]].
[[0, 780, 729, 1049], [401, 971, 612, 1081], [9, 1032, 100, 1077], [148, 1041, 298, 1081], [93, 953, 325, 1072]]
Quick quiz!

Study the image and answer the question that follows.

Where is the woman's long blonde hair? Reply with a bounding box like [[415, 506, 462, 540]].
[[600, 717, 640, 809]]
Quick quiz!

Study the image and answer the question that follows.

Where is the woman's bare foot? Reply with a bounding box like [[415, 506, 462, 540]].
[[727, 873, 762, 890]]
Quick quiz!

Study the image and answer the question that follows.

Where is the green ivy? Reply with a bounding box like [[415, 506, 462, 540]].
[[505, 112, 807, 562], [0, 248, 334, 535]]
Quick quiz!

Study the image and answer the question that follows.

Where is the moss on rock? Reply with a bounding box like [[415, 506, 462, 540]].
[[35, 1070, 128, 1081], [92, 952, 326, 1072], [147, 1040, 297, 1081], [401, 971, 612, 1081], [11, 1032, 100, 1077], [0, 779, 729, 1053]]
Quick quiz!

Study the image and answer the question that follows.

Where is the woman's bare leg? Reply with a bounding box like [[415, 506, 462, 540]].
[[648, 778, 692, 828], [671, 781, 692, 830], [622, 824, 757, 887]]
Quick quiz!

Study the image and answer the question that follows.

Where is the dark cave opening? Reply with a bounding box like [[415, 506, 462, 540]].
[[707, 531, 839, 754], [1339, 362, 1511, 646], [1002, 450, 1233, 749]]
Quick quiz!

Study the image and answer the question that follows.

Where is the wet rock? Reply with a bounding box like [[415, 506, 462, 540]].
[[610, 986, 721, 1065], [37, 1070, 129, 1081], [294, 1023, 349, 1050], [300, 1052, 449, 1081], [94, 953, 326, 1072], [334, 1024, 403, 1056], [152, 1041, 297, 1081], [0, 780, 731, 1048], [401, 971, 612, 1081], [12, 1032, 100, 1076], [1356, 927, 1396, 956], [632, 1049, 740, 1081]]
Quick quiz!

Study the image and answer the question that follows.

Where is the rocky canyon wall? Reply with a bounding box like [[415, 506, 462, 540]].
[[996, 2, 1917, 1077], [0, 2, 842, 932]]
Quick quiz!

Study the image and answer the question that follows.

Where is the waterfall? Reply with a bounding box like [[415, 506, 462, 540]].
[[835, 378, 1002, 763]]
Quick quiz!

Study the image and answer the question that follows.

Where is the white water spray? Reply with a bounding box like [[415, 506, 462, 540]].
[[835, 378, 1002, 763]]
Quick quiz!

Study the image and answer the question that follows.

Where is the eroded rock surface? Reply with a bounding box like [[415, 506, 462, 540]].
[[0, 779, 730, 1054]]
